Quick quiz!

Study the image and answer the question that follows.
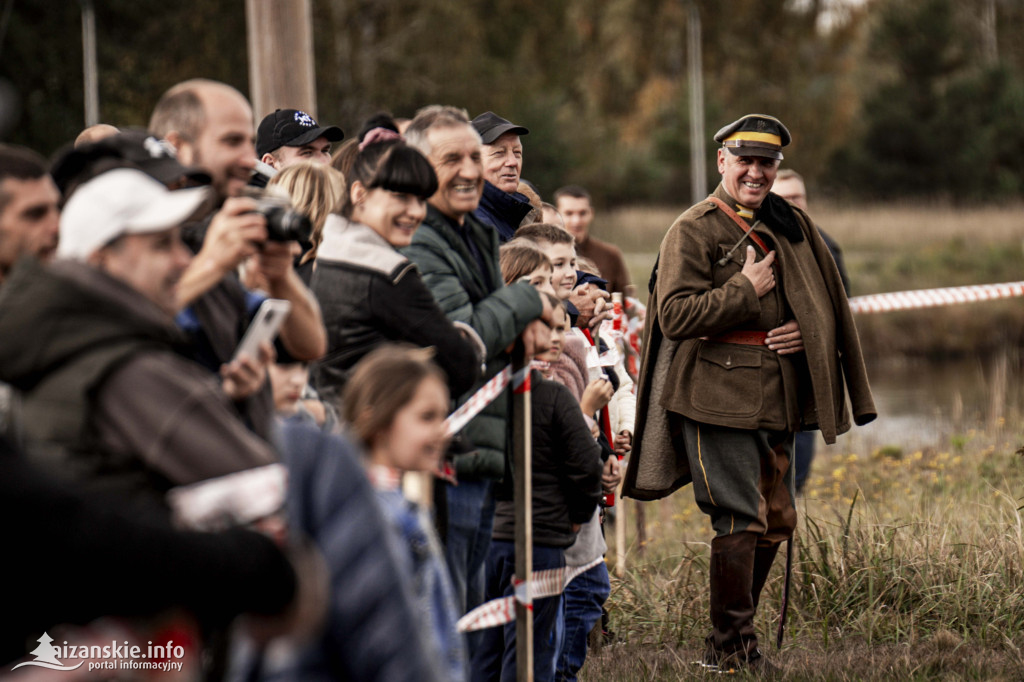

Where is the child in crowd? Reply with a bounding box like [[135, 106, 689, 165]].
[[267, 360, 337, 430], [341, 345, 467, 682], [499, 239, 556, 297], [472, 294, 604, 682], [515, 223, 611, 334], [513, 222, 627, 681], [266, 160, 346, 283]]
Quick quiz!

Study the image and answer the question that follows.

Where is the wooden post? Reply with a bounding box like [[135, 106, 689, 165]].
[[511, 343, 534, 682], [615, 481, 627, 577], [245, 0, 318, 121]]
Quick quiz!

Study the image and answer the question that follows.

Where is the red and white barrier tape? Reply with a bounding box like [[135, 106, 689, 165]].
[[848, 281, 1024, 314], [456, 557, 605, 632], [445, 365, 530, 437]]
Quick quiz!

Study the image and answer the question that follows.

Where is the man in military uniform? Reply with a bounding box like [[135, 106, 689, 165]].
[[623, 114, 875, 672]]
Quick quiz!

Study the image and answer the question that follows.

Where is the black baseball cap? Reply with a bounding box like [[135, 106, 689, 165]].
[[256, 109, 344, 158], [471, 112, 529, 145]]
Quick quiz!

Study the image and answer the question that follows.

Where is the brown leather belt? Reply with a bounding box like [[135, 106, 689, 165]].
[[702, 330, 769, 346]]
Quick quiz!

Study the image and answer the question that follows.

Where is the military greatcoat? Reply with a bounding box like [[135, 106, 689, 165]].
[[622, 184, 876, 501]]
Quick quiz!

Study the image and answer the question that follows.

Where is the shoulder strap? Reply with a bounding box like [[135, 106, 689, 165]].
[[707, 196, 773, 257]]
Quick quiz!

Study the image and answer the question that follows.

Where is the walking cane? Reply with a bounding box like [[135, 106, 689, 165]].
[[775, 536, 793, 649]]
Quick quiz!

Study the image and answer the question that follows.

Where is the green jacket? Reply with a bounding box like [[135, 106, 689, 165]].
[[403, 206, 542, 479]]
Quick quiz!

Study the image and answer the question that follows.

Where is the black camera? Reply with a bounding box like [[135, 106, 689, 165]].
[[255, 201, 312, 243], [243, 187, 313, 244]]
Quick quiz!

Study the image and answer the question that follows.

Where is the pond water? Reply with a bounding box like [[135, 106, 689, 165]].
[[819, 347, 1023, 454]]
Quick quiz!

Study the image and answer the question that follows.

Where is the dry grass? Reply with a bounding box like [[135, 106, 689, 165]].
[[583, 431, 1024, 681], [808, 202, 1024, 251]]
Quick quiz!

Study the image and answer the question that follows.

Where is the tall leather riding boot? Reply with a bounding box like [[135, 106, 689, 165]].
[[751, 541, 782, 611], [705, 531, 759, 664]]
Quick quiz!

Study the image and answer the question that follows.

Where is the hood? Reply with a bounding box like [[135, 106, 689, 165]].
[[0, 259, 187, 391]]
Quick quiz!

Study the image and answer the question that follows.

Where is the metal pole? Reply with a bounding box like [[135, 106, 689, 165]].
[[687, 2, 706, 203], [81, 0, 99, 127], [512, 342, 534, 682]]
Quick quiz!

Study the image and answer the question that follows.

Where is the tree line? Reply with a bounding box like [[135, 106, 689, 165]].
[[2, 0, 1023, 205]]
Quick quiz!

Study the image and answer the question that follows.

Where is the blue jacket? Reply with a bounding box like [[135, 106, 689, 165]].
[[231, 422, 445, 682], [473, 181, 533, 243]]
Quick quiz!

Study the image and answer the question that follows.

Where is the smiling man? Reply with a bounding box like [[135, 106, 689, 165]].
[[148, 79, 327, 443], [470, 111, 532, 243], [403, 105, 554, 642], [624, 114, 875, 674]]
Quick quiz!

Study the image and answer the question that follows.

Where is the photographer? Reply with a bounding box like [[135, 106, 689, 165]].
[[148, 80, 326, 438]]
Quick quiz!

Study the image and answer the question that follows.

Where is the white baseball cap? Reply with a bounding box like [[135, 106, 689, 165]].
[[58, 168, 210, 261]]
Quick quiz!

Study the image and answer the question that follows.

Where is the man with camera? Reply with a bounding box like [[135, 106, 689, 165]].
[[149, 79, 326, 439]]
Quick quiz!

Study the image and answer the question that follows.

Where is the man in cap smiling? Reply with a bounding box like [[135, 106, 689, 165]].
[[623, 114, 875, 673], [470, 111, 533, 243]]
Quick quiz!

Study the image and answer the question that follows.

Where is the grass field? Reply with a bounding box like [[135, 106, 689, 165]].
[[575, 202, 1024, 679], [583, 429, 1024, 680]]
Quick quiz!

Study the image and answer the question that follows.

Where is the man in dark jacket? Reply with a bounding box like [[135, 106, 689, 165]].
[[0, 144, 61, 431], [403, 105, 554, 626], [0, 435, 298, 668], [623, 114, 875, 673], [470, 111, 533, 243]]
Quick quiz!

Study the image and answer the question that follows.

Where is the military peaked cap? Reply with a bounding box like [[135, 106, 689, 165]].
[[713, 114, 791, 160]]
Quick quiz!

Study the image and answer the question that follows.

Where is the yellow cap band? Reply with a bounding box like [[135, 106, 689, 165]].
[[723, 131, 782, 146]]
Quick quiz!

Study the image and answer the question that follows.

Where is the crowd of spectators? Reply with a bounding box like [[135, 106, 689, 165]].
[[0, 81, 642, 681]]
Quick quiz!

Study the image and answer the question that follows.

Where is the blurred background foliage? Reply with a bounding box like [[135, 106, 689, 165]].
[[4, 0, 1024, 206]]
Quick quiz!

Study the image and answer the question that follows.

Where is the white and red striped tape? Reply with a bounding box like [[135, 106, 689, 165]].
[[445, 305, 642, 437], [456, 557, 605, 632], [848, 281, 1024, 314], [445, 366, 530, 437]]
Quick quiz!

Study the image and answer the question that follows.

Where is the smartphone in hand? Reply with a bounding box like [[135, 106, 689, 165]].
[[233, 298, 291, 361]]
